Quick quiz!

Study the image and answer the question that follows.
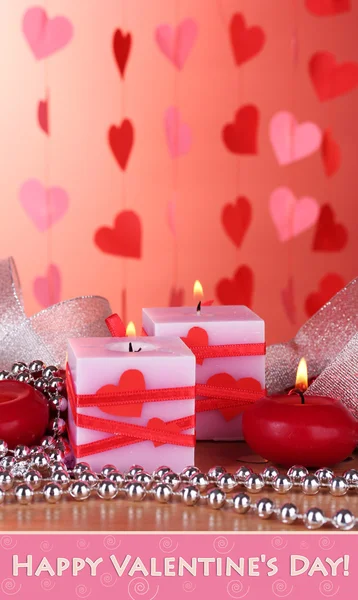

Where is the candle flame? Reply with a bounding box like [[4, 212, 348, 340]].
[[126, 321, 136, 337], [193, 280, 203, 301], [295, 357, 308, 392]]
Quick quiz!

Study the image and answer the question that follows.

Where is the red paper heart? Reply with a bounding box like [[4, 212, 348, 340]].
[[305, 0, 350, 16], [309, 52, 358, 101], [98, 369, 145, 418], [37, 98, 49, 134], [230, 13, 265, 66], [216, 265, 254, 307], [182, 327, 209, 365], [222, 196, 252, 248], [94, 210, 141, 258], [207, 373, 262, 421], [169, 287, 185, 307], [222, 105, 259, 155], [313, 204, 348, 251], [321, 129, 340, 177], [108, 119, 134, 170], [305, 274, 345, 317], [113, 29, 132, 78], [147, 417, 182, 448]]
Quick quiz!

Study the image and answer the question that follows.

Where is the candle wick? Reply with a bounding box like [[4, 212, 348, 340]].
[[135, 348, 142, 353], [129, 342, 133, 352], [196, 301, 201, 316]]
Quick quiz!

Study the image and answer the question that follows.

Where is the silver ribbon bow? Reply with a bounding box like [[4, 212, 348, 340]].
[[0, 257, 112, 369], [266, 276, 358, 418]]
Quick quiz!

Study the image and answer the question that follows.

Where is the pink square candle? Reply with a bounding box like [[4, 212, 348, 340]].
[[67, 336, 196, 473], [142, 305, 265, 440]]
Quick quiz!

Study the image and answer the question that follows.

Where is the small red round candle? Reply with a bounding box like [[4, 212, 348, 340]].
[[0, 381, 49, 448]]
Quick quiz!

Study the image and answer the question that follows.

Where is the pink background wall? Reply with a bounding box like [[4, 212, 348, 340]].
[[0, 0, 357, 344]]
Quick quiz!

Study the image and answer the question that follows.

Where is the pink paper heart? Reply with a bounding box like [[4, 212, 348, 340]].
[[19, 179, 69, 232], [34, 264, 61, 308], [155, 19, 198, 70], [269, 187, 319, 242], [165, 107, 192, 158], [269, 111, 322, 165], [22, 7, 73, 60], [37, 98, 49, 134], [281, 278, 297, 325]]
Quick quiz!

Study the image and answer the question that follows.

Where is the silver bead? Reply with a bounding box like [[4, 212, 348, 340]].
[[72, 462, 91, 476], [101, 464, 117, 477], [235, 466, 253, 482], [24, 469, 42, 490], [50, 461, 68, 473], [304, 507, 326, 529], [302, 475, 320, 495], [30, 445, 44, 456], [16, 371, 31, 383], [343, 469, 358, 488], [262, 466, 280, 483], [56, 396, 68, 412], [1, 456, 15, 469], [330, 476, 348, 497], [125, 482, 146, 501], [152, 483, 173, 503], [52, 469, 71, 486], [244, 474, 265, 493], [43, 482, 63, 503], [79, 471, 99, 488], [47, 449, 65, 464], [14, 445, 30, 459], [332, 509, 355, 531], [69, 481, 91, 501], [12, 362, 27, 375], [41, 436, 55, 449], [180, 466, 200, 481], [161, 472, 180, 491], [47, 377, 65, 395], [0, 370, 10, 380], [126, 465, 144, 479], [97, 479, 118, 500], [287, 465, 308, 484], [217, 472, 237, 492], [153, 465, 172, 480], [0, 489, 4, 504], [108, 471, 125, 488], [189, 472, 209, 491], [50, 417, 66, 435], [0, 470, 13, 491], [43, 365, 58, 379], [280, 503, 298, 524], [29, 360, 45, 374], [181, 485, 200, 506], [256, 497, 275, 519], [272, 475, 293, 494], [233, 492, 251, 514], [207, 488, 226, 509], [31, 452, 50, 471], [33, 377, 49, 393], [207, 465, 227, 481], [0, 440, 8, 457], [15, 483, 34, 505], [315, 468, 334, 486]]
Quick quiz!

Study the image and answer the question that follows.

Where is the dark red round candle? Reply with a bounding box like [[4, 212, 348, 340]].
[[242, 394, 358, 467], [0, 381, 49, 448]]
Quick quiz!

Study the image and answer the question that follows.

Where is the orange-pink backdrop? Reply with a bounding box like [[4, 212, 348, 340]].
[[0, 0, 357, 344]]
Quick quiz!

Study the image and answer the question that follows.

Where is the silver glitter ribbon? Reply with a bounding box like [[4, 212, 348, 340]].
[[0, 257, 112, 369], [267, 276, 358, 418]]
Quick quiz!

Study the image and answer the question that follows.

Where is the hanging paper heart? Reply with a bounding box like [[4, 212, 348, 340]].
[[216, 265, 254, 307], [206, 373, 262, 421], [147, 418, 182, 448], [22, 7, 73, 60], [98, 369, 145, 418], [305, 274, 345, 317], [269, 111, 322, 165], [309, 52, 358, 101], [182, 327, 209, 365], [113, 28, 132, 78], [229, 13, 265, 66], [313, 204, 348, 251], [305, 0, 350, 16], [281, 278, 297, 325], [321, 129, 341, 177], [169, 287, 185, 307], [269, 187, 319, 242], [37, 98, 49, 134], [108, 119, 134, 170], [222, 196, 252, 248], [222, 105, 259, 155], [94, 210, 142, 259], [164, 107, 192, 158], [33, 264, 61, 308], [19, 179, 69, 232], [155, 19, 198, 70]]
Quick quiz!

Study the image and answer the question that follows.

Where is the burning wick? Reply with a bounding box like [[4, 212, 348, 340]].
[[129, 343, 142, 353], [196, 301, 201, 316], [288, 357, 308, 405]]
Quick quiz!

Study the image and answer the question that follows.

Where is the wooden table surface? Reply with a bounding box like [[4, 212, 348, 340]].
[[0, 441, 356, 532]]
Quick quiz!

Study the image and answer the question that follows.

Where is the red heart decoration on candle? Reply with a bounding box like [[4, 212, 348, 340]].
[[222, 105, 259, 155], [321, 129, 341, 177], [216, 265, 254, 307], [229, 13, 265, 66], [94, 210, 141, 258], [113, 29, 132, 78], [305, 0, 350, 16], [181, 327, 209, 365], [206, 374, 262, 421], [222, 196, 252, 248], [305, 273, 345, 317], [313, 204, 348, 251], [98, 369, 145, 418], [108, 119, 134, 170], [147, 418, 182, 448], [309, 52, 358, 101]]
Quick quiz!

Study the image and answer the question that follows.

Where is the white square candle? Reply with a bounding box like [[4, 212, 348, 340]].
[[67, 336, 196, 473], [142, 305, 265, 440]]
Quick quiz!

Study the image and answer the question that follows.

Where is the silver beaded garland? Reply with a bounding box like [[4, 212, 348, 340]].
[[152, 483, 172, 503], [233, 492, 251, 514], [43, 482, 63, 503], [24, 470, 42, 490], [343, 469, 358, 488], [303, 507, 326, 530], [257, 497, 275, 519], [208, 465, 227, 481], [161, 471, 181, 491], [244, 474, 265, 493], [235, 466, 252, 482], [217, 473, 237, 492], [280, 503, 298, 524], [69, 481, 91, 501], [272, 475, 293, 494], [153, 466, 172, 480], [262, 466, 280, 483], [181, 485, 200, 506], [14, 483, 34, 505], [330, 476, 348, 497], [332, 509, 355, 531], [97, 480, 118, 500], [287, 465, 308, 484], [315, 468, 334, 485], [101, 464, 117, 477], [207, 488, 226, 509], [302, 474, 320, 495], [125, 482, 146, 501]]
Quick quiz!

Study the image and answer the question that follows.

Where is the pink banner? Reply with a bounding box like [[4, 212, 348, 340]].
[[0, 533, 355, 599]]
